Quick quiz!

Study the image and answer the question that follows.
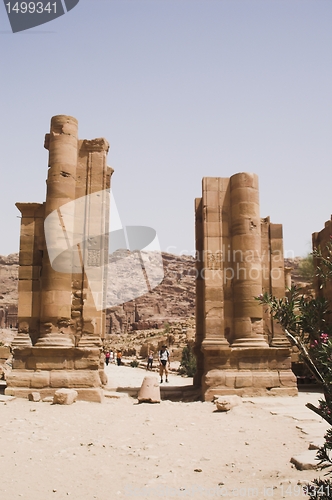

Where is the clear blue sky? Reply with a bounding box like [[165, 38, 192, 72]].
[[1, 0, 331, 258]]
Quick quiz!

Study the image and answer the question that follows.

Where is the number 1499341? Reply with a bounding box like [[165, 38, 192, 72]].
[[5, 2, 57, 14]]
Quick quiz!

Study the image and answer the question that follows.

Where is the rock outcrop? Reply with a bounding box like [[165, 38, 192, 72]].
[[106, 252, 196, 335]]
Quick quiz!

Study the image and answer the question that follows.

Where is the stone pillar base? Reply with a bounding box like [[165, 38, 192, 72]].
[[5, 346, 105, 403], [202, 347, 297, 401], [5, 386, 104, 403]]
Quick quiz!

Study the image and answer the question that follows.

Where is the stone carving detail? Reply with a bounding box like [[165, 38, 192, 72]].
[[207, 252, 222, 270], [88, 249, 101, 267]]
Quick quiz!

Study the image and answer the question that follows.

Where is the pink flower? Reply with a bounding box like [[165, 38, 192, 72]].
[[320, 333, 329, 343]]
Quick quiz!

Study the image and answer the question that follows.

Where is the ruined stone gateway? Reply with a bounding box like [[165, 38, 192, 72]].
[[5, 115, 112, 402], [194, 174, 298, 400]]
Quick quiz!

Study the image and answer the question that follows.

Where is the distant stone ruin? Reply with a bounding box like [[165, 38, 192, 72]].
[[5, 115, 112, 402], [194, 173, 297, 400]]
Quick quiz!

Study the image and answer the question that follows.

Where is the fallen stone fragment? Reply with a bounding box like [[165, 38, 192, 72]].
[[138, 376, 160, 403], [53, 389, 78, 405], [290, 450, 318, 470], [28, 392, 41, 402], [308, 438, 325, 450], [215, 395, 242, 412]]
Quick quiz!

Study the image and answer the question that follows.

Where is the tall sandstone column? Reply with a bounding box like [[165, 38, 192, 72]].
[[230, 173, 267, 347], [37, 115, 78, 346], [195, 173, 297, 400], [6, 115, 112, 402]]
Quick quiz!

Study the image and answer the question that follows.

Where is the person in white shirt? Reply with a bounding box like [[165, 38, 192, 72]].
[[159, 345, 170, 383]]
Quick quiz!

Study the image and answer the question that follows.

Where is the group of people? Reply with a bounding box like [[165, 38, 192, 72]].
[[104, 349, 122, 366], [104, 345, 171, 383]]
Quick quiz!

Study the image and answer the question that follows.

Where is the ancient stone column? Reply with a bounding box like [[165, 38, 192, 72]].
[[36, 115, 79, 346], [193, 197, 205, 386], [284, 267, 292, 290], [13, 203, 44, 347], [195, 173, 296, 400], [229, 173, 267, 347], [201, 178, 229, 348], [75, 138, 112, 347], [6, 115, 112, 402], [269, 224, 290, 347]]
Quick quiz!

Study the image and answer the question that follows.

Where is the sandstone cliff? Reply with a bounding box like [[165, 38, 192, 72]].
[[0, 252, 311, 332]]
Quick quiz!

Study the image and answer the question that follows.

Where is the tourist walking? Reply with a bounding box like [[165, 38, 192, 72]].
[[159, 345, 170, 383], [116, 350, 122, 366], [105, 351, 110, 366], [147, 351, 154, 371]]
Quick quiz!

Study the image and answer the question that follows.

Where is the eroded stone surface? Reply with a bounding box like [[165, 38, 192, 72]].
[[53, 388, 78, 405], [195, 174, 297, 399], [28, 391, 41, 402], [5, 116, 111, 402], [138, 375, 161, 403], [214, 395, 242, 412]]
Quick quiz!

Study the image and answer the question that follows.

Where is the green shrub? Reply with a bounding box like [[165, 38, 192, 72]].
[[178, 344, 196, 377], [298, 253, 315, 283], [130, 359, 139, 368]]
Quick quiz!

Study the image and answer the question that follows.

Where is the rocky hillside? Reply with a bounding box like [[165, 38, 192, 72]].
[[0, 252, 312, 325], [106, 252, 195, 335], [0, 254, 18, 306]]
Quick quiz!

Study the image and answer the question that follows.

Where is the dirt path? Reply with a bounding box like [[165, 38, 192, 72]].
[[0, 369, 328, 500]]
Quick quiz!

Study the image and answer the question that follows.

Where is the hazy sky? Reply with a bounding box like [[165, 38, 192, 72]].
[[1, 0, 331, 258]]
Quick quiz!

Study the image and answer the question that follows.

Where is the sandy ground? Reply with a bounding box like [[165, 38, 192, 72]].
[[0, 364, 330, 500]]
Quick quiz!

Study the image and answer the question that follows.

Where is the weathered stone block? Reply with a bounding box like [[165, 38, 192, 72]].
[[238, 357, 269, 370], [12, 358, 27, 369], [269, 356, 292, 370], [215, 395, 242, 412], [225, 373, 236, 387], [138, 376, 161, 403], [50, 371, 70, 388], [235, 372, 253, 388], [278, 371, 297, 387], [74, 356, 100, 370], [28, 391, 41, 402], [6, 371, 32, 388], [30, 371, 50, 388], [66, 370, 101, 388], [53, 388, 78, 405], [252, 373, 280, 388], [76, 388, 104, 403], [27, 356, 73, 371], [203, 369, 226, 388]]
